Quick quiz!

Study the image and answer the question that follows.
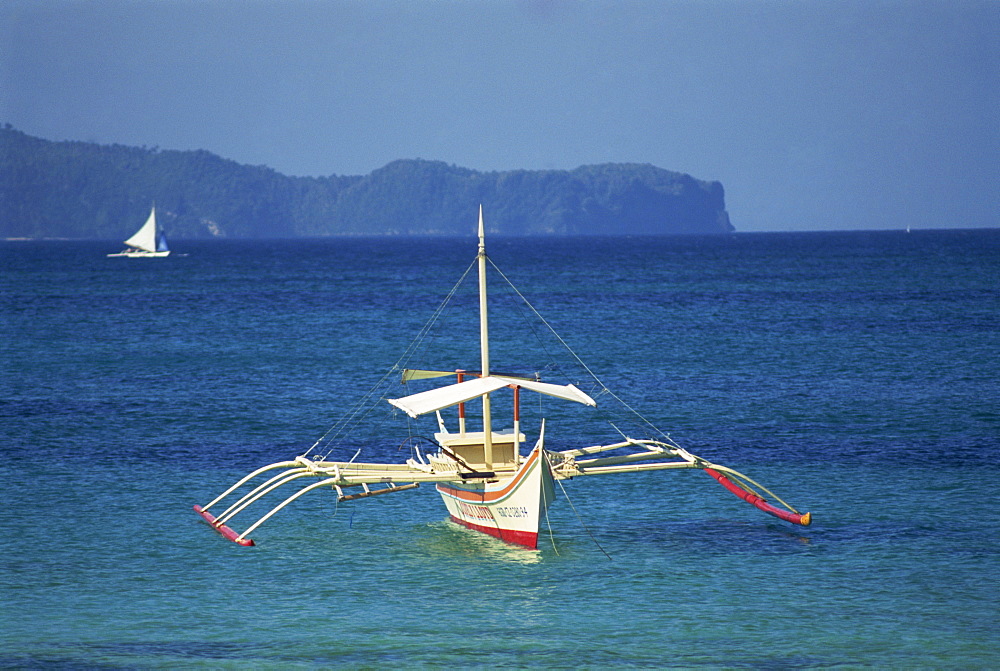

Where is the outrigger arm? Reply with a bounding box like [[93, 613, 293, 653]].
[[195, 438, 809, 546], [547, 439, 811, 526], [194, 455, 494, 546]]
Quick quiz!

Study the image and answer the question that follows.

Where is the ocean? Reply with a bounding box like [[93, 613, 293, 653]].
[[2, 229, 998, 668]]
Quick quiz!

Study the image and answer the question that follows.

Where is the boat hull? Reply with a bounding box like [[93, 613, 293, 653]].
[[435, 445, 555, 549], [107, 251, 171, 258]]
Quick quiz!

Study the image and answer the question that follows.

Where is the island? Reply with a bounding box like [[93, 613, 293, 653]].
[[1, 125, 733, 239]]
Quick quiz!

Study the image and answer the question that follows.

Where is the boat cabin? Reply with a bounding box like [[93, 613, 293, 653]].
[[433, 429, 526, 472]]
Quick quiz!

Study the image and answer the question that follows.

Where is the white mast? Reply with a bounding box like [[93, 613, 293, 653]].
[[477, 205, 494, 468]]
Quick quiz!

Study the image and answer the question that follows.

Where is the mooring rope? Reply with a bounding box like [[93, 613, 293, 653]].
[[555, 475, 613, 561], [542, 510, 559, 555]]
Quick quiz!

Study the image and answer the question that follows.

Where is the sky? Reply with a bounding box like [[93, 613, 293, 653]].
[[2, 0, 997, 232]]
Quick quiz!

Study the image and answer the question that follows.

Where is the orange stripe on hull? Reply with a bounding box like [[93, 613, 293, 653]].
[[436, 450, 540, 503]]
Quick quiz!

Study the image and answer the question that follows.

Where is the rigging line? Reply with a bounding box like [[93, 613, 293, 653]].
[[305, 370, 397, 457], [312, 381, 399, 460], [489, 257, 607, 386], [606, 420, 630, 443], [586, 378, 675, 446], [385, 257, 478, 373], [315, 264, 476, 462], [315, 374, 402, 458], [491, 266, 570, 383], [318, 391, 401, 462], [555, 476, 613, 561], [486, 257, 608, 400], [309, 374, 401, 460], [306, 258, 477, 460], [489, 258, 680, 448], [304, 360, 408, 458]]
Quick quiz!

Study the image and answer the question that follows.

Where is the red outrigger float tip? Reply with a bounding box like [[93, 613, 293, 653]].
[[705, 469, 812, 526], [193, 505, 256, 546]]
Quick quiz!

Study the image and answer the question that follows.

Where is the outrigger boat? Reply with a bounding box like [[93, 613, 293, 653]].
[[195, 207, 810, 548], [107, 205, 170, 258]]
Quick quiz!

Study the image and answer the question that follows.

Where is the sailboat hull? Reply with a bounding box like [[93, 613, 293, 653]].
[[109, 206, 170, 257], [107, 250, 171, 258], [435, 446, 554, 549]]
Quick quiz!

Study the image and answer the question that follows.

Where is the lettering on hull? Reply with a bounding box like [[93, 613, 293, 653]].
[[457, 500, 494, 521]]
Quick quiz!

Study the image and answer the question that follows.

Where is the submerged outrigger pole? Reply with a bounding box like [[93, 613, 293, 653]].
[[544, 439, 811, 528], [705, 469, 811, 526]]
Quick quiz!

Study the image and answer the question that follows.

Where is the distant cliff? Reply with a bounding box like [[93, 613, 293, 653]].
[[0, 126, 733, 238]]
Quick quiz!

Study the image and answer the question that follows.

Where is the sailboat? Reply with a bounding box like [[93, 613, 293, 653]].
[[107, 206, 170, 257], [195, 207, 810, 548]]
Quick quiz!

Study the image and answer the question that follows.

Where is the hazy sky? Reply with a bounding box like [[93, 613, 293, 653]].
[[2, 0, 997, 231]]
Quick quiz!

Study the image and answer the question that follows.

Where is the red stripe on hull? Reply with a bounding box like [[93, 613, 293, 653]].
[[449, 514, 539, 549], [193, 505, 255, 546]]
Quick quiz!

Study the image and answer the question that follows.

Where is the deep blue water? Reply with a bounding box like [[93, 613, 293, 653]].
[[2, 230, 998, 668]]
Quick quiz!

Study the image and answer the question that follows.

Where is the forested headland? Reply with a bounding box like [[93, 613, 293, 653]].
[[1, 125, 733, 239]]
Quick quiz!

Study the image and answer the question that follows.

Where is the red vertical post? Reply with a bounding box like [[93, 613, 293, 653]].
[[512, 385, 521, 463]]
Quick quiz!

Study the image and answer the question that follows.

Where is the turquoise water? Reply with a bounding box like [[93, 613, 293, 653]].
[[2, 231, 998, 668]]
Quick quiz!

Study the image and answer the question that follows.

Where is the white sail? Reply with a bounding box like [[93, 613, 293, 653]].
[[123, 208, 159, 253]]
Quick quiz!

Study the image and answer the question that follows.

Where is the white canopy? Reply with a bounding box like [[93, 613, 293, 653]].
[[387, 375, 596, 418], [494, 375, 596, 408]]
